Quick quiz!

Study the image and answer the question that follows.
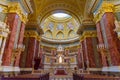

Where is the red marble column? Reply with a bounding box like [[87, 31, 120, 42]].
[[14, 22, 25, 67], [35, 41, 40, 58], [84, 37, 96, 68], [81, 41, 86, 63], [2, 13, 19, 66], [26, 37, 37, 68], [96, 22, 107, 67], [77, 47, 82, 68], [20, 37, 28, 68], [102, 12, 120, 66]]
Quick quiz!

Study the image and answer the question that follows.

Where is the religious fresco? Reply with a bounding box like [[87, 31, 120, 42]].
[[67, 22, 74, 30], [47, 22, 54, 31], [56, 24, 64, 31]]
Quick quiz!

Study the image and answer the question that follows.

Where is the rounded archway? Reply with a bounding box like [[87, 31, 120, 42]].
[[38, 2, 82, 26]]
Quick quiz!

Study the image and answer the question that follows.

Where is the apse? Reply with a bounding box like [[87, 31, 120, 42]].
[[41, 12, 79, 42]]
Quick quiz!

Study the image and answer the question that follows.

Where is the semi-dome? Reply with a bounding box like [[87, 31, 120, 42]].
[[41, 12, 79, 42]]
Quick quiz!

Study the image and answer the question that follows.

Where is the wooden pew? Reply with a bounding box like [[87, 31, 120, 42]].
[[73, 73, 120, 80], [1, 73, 49, 80]]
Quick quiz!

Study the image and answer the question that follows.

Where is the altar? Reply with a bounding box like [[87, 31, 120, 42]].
[[52, 45, 70, 75], [43, 45, 77, 75]]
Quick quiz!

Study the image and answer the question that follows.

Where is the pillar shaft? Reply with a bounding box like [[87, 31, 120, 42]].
[[14, 22, 25, 67], [84, 37, 96, 68], [2, 13, 19, 66], [96, 22, 108, 67], [102, 12, 120, 66], [26, 37, 37, 68], [77, 47, 83, 68]]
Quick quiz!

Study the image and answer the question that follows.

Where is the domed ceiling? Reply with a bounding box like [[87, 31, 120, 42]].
[[41, 13, 79, 41]]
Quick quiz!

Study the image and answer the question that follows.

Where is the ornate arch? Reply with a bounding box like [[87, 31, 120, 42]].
[[56, 31, 64, 39], [39, 3, 81, 26]]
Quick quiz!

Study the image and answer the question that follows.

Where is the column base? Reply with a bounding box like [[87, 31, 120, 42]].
[[102, 66, 120, 72], [109, 66, 120, 72], [88, 68, 102, 71], [20, 68, 32, 71], [14, 67, 20, 71], [102, 67, 109, 72], [0, 66, 20, 72]]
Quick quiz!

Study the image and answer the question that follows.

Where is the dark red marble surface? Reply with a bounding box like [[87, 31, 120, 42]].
[[102, 12, 120, 66], [25, 37, 37, 68], [84, 37, 96, 68], [14, 22, 25, 67], [2, 13, 19, 66]]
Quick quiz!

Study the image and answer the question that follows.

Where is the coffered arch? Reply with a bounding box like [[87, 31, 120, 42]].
[[39, 3, 82, 25]]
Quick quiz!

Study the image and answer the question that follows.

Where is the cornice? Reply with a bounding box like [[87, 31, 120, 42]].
[[24, 30, 41, 41], [1, 2, 28, 23], [77, 19, 95, 35], [41, 36, 79, 44], [26, 22, 44, 35]]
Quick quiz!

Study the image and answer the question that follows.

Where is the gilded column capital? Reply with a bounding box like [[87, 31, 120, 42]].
[[80, 31, 97, 42], [3, 2, 28, 23], [37, 36, 41, 41], [94, 3, 114, 23]]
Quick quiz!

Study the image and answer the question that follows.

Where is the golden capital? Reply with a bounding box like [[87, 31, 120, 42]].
[[94, 3, 114, 23], [4, 2, 28, 23], [80, 31, 97, 42], [37, 36, 41, 41], [24, 30, 38, 38]]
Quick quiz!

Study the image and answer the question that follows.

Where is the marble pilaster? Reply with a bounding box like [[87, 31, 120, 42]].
[[84, 37, 96, 68], [14, 22, 25, 67], [2, 13, 19, 66], [25, 37, 37, 68], [102, 12, 120, 66]]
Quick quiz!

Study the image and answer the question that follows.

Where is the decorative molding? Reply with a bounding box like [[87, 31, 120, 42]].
[[80, 31, 97, 42], [77, 18, 95, 35], [0, 21, 10, 38], [2, 2, 28, 23], [93, 2, 114, 23]]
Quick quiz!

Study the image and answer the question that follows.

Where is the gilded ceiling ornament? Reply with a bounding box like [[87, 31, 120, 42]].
[[67, 22, 74, 30], [24, 30, 41, 41], [93, 3, 114, 23], [47, 22, 54, 31], [2, 2, 28, 23]]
